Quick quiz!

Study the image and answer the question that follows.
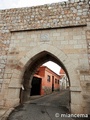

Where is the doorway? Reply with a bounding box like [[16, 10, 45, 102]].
[[30, 77, 41, 96], [22, 51, 70, 105], [52, 76, 54, 92]]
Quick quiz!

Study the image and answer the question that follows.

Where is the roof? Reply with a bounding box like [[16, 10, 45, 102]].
[[41, 66, 60, 77]]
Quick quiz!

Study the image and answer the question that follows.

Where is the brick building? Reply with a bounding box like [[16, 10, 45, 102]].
[[30, 66, 60, 96]]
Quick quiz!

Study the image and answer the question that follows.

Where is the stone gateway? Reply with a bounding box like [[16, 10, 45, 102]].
[[0, 0, 90, 114]]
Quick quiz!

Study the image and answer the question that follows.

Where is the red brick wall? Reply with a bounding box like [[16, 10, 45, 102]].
[[36, 66, 60, 95]]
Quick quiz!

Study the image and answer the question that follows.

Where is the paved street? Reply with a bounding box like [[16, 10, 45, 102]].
[[7, 90, 74, 120], [7, 90, 90, 120]]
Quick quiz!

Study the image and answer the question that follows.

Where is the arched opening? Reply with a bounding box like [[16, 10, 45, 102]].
[[20, 51, 71, 109]]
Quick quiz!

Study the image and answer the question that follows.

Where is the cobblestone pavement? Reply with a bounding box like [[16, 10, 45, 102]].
[[7, 90, 89, 120]]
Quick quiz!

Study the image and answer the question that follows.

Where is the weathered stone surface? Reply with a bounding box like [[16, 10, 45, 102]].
[[0, 0, 89, 32], [71, 104, 84, 114], [0, 109, 6, 117], [0, 0, 90, 115], [42, 86, 52, 95]]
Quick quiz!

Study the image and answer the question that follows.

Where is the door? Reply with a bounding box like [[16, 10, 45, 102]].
[[30, 77, 41, 96]]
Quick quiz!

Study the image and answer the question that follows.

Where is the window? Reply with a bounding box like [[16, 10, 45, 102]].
[[55, 79, 57, 84], [47, 75, 50, 82]]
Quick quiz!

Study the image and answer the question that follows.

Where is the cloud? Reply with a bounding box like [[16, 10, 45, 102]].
[[43, 61, 61, 75], [0, 0, 68, 10], [17, 0, 67, 7], [0, 0, 17, 9]]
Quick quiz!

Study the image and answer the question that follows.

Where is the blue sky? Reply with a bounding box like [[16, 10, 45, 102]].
[[0, 0, 68, 10]]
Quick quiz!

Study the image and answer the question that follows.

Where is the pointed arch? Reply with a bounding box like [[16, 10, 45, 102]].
[[16, 43, 79, 87], [8, 43, 82, 112]]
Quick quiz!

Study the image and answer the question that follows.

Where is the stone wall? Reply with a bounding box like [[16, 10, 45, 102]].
[[2, 26, 89, 113], [0, 0, 89, 94], [0, 0, 90, 114], [42, 86, 52, 95], [0, 0, 89, 31], [42, 86, 59, 95], [0, 9, 11, 103]]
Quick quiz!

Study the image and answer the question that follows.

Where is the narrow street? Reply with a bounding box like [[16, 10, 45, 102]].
[[7, 90, 74, 120]]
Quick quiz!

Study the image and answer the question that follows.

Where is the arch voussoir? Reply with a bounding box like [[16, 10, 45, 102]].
[[7, 43, 83, 113]]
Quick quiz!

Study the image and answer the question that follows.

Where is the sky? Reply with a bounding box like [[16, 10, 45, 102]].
[[43, 61, 61, 75], [0, 0, 66, 74], [0, 0, 68, 10]]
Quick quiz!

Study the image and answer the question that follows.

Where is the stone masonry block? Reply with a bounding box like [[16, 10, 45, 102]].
[[0, 100, 4, 106], [12, 69, 22, 75], [7, 88, 20, 99], [71, 91, 82, 105], [0, 79, 3, 84], [86, 31, 90, 39], [85, 75, 90, 80], [9, 78, 22, 88], [80, 75, 85, 81], [5, 98, 20, 107], [71, 104, 84, 114], [52, 32, 60, 36], [70, 86, 81, 92], [84, 107, 90, 114], [20, 56, 29, 66], [3, 79, 11, 84]]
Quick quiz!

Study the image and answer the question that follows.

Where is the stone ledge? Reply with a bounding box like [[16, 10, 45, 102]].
[[0, 108, 14, 120], [10, 24, 87, 32], [70, 86, 82, 92]]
